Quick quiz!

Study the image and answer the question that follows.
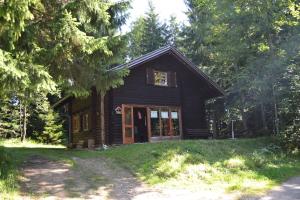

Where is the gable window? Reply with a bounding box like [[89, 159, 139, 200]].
[[154, 71, 168, 86], [73, 115, 80, 133], [147, 68, 177, 87], [82, 113, 89, 131]]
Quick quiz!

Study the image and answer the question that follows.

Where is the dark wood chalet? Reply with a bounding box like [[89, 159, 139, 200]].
[[55, 46, 224, 148]]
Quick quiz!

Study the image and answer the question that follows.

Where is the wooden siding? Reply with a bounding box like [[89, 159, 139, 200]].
[[68, 53, 218, 146], [69, 89, 111, 147], [70, 96, 94, 147], [111, 54, 210, 144]]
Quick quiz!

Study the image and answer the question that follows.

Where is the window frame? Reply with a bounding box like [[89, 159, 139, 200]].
[[149, 107, 182, 139], [73, 114, 80, 133], [154, 70, 168, 87], [82, 113, 89, 131]]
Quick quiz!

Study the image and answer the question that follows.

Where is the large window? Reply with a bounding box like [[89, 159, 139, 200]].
[[154, 71, 168, 86], [150, 107, 181, 138]]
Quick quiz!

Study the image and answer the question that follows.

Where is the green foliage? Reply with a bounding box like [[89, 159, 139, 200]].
[[182, 0, 300, 146], [0, 97, 20, 138], [127, 1, 177, 58], [281, 124, 300, 152], [31, 98, 64, 144], [35, 109, 64, 145], [1, 0, 130, 142], [1, 0, 130, 98]]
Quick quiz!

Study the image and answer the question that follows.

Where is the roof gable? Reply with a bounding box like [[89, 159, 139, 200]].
[[111, 46, 225, 97]]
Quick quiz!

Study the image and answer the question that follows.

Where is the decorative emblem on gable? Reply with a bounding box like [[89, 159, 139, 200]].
[[115, 106, 122, 114]]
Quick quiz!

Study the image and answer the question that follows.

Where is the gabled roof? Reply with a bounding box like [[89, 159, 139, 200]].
[[111, 45, 225, 97]]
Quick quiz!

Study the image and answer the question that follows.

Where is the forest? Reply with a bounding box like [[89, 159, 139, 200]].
[[0, 0, 299, 151]]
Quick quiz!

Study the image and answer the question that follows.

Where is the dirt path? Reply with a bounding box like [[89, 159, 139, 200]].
[[20, 155, 236, 200], [256, 177, 300, 200]]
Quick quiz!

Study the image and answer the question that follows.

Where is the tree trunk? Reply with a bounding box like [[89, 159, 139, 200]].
[[260, 102, 268, 131], [240, 94, 249, 134], [100, 91, 105, 146], [272, 85, 279, 134], [240, 108, 248, 131], [21, 105, 27, 142], [19, 102, 23, 139]]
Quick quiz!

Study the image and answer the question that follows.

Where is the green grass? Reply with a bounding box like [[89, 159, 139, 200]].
[[1, 137, 300, 199], [0, 139, 67, 199], [0, 138, 105, 199], [101, 138, 300, 195]]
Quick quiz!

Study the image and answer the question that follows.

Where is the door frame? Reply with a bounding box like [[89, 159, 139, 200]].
[[122, 105, 134, 144], [122, 104, 183, 144]]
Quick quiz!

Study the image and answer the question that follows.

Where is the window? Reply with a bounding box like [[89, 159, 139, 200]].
[[149, 108, 181, 138], [161, 110, 170, 136], [82, 113, 89, 131], [154, 71, 168, 86], [150, 110, 160, 136], [73, 115, 80, 133], [147, 68, 177, 87], [171, 111, 180, 136]]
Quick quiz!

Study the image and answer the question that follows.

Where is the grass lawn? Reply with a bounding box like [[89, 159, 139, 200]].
[[1, 137, 300, 199]]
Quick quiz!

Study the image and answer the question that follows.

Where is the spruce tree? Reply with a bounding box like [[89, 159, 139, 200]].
[[127, 1, 168, 58], [1, 0, 130, 143], [35, 108, 64, 144], [0, 97, 20, 138]]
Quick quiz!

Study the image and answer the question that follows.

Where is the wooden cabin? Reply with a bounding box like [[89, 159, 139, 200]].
[[55, 46, 224, 148]]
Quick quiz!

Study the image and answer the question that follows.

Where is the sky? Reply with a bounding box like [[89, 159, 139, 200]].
[[122, 0, 188, 32]]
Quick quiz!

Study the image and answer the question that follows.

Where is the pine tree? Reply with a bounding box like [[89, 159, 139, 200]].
[[180, 0, 300, 140], [165, 16, 181, 46], [128, 17, 146, 58], [127, 1, 168, 58], [1, 0, 130, 143], [0, 97, 20, 138], [30, 95, 64, 144], [35, 108, 64, 144]]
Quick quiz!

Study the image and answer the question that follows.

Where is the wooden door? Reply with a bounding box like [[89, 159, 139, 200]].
[[122, 105, 134, 144]]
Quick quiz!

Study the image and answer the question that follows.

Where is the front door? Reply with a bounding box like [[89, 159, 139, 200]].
[[133, 108, 148, 143], [122, 105, 134, 144]]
